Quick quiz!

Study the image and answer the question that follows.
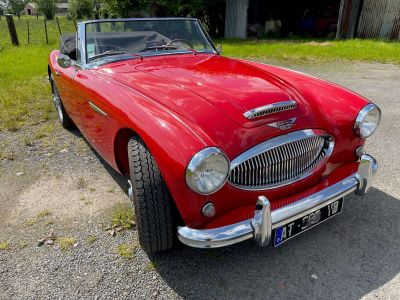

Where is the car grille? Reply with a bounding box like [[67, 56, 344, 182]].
[[229, 135, 331, 189]]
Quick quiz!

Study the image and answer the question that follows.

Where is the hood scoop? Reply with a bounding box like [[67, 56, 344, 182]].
[[243, 100, 297, 120]]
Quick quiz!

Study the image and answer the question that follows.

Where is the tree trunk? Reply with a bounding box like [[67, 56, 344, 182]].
[[225, 0, 249, 38]]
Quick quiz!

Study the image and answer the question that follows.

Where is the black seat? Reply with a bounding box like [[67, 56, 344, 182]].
[[59, 33, 77, 61]]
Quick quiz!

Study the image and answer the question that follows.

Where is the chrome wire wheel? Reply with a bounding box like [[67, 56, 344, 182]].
[[49, 74, 73, 129], [52, 87, 64, 123]]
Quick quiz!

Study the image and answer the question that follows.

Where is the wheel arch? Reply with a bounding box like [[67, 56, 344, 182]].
[[113, 127, 139, 176]]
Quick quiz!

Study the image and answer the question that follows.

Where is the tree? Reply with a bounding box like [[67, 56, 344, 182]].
[[37, 0, 57, 20], [69, 0, 94, 19], [7, 0, 26, 18], [99, 0, 226, 37]]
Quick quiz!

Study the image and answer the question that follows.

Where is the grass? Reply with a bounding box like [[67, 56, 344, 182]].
[[0, 15, 398, 132], [34, 123, 54, 139], [146, 261, 157, 271], [58, 237, 77, 251], [79, 196, 93, 206], [37, 209, 52, 218], [116, 243, 137, 259], [0, 242, 10, 250], [0, 44, 55, 130], [0, 150, 16, 161], [87, 236, 97, 244], [0, 16, 76, 131], [0, 15, 77, 47], [77, 177, 88, 189], [111, 204, 135, 230], [220, 38, 400, 64]]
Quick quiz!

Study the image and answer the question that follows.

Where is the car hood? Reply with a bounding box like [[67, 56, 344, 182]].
[[96, 54, 314, 129]]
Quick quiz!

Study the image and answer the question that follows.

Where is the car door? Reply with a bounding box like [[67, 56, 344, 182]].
[[72, 69, 115, 160], [53, 65, 83, 128]]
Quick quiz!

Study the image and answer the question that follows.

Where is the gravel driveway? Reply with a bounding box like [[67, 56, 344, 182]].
[[0, 60, 399, 300]]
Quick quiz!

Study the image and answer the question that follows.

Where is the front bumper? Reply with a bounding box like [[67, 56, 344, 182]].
[[178, 154, 378, 248]]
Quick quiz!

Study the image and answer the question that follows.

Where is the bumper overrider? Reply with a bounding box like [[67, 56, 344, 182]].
[[178, 154, 378, 248]]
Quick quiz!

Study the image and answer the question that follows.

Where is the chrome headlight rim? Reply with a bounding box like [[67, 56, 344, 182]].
[[186, 147, 230, 195], [354, 103, 381, 138]]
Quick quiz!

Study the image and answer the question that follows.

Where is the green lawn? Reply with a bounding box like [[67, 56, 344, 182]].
[[220, 38, 400, 64], [0, 16, 76, 130], [0, 16, 399, 131], [0, 15, 76, 47]]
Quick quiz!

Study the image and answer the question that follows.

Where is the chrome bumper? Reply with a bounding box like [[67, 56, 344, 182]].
[[178, 154, 378, 249]]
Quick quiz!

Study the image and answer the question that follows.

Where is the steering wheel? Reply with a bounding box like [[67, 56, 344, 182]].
[[165, 39, 194, 49]]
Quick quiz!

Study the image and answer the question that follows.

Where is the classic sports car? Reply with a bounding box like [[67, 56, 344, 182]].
[[49, 18, 381, 253]]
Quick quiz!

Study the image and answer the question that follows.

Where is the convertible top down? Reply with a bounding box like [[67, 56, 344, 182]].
[[49, 18, 380, 252]]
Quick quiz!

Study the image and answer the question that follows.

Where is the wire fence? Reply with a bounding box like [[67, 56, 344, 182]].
[[0, 15, 78, 48]]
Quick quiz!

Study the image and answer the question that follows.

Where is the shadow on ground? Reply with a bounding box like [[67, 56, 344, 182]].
[[147, 188, 400, 299]]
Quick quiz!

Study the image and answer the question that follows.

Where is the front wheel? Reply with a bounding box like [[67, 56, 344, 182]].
[[128, 137, 176, 252], [50, 75, 73, 129]]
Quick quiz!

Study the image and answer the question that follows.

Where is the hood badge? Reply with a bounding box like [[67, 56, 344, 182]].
[[268, 117, 297, 130]]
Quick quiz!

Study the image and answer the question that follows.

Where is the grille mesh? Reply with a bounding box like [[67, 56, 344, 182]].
[[229, 136, 328, 189]]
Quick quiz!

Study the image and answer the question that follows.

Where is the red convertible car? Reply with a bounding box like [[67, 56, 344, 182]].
[[49, 18, 380, 252]]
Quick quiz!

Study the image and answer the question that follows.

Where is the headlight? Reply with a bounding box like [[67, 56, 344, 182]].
[[186, 147, 230, 195], [354, 104, 381, 138]]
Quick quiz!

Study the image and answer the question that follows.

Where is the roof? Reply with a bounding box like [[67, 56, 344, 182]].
[[25, 3, 38, 9], [56, 3, 69, 9]]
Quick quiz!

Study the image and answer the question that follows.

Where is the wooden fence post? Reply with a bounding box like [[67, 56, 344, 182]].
[[27, 20, 30, 44], [5, 14, 19, 46], [44, 18, 48, 44], [56, 16, 62, 35]]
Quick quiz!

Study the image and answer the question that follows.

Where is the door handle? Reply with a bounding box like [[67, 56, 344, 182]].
[[55, 69, 60, 76]]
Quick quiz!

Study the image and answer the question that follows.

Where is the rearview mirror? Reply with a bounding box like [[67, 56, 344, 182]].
[[216, 44, 222, 54], [57, 54, 76, 69]]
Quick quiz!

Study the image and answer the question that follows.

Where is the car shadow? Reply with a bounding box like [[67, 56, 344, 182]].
[[147, 188, 400, 299]]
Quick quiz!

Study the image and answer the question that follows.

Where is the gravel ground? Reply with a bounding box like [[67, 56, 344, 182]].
[[0, 60, 399, 300]]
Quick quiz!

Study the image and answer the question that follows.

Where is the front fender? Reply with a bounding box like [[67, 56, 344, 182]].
[[90, 72, 216, 228]]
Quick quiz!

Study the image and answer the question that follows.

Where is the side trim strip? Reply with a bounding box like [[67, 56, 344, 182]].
[[88, 101, 107, 117]]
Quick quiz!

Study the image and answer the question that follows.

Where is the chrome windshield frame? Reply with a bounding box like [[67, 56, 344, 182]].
[[76, 18, 219, 70]]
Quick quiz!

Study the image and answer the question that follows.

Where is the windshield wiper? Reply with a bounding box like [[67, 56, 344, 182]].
[[90, 50, 143, 61], [143, 45, 198, 55]]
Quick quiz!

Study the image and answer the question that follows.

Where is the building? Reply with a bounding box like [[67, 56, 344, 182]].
[[225, 0, 400, 40], [24, 3, 38, 16], [24, 1, 69, 16]]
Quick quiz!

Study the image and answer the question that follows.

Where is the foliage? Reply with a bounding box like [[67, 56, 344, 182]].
[[6, 0, 26, 17], [58, 237, 77, 251], [111, 204, 135, 230], [37, 0, 56, 20], [116, 243, 137, 259], [0, 242, 10, 250], [69, 0, 94, 19], [99, 0, 226, 36]]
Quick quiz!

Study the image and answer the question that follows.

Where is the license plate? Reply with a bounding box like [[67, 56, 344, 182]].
[[273, 198, 344, 247]]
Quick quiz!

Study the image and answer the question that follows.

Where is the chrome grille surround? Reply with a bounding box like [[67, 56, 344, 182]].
[[243, 100, 297, 120], [229, 129, 334, 190]]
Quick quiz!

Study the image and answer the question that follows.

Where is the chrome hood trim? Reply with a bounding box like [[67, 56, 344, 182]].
[[243, 100, 297, 120]]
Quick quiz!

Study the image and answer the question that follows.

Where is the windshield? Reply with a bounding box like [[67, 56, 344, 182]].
[[85, 19, 216, 63]]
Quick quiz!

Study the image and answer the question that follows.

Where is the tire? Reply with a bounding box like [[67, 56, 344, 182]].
[[50, 75, 73, 129], [128, 137, 176, 252]]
